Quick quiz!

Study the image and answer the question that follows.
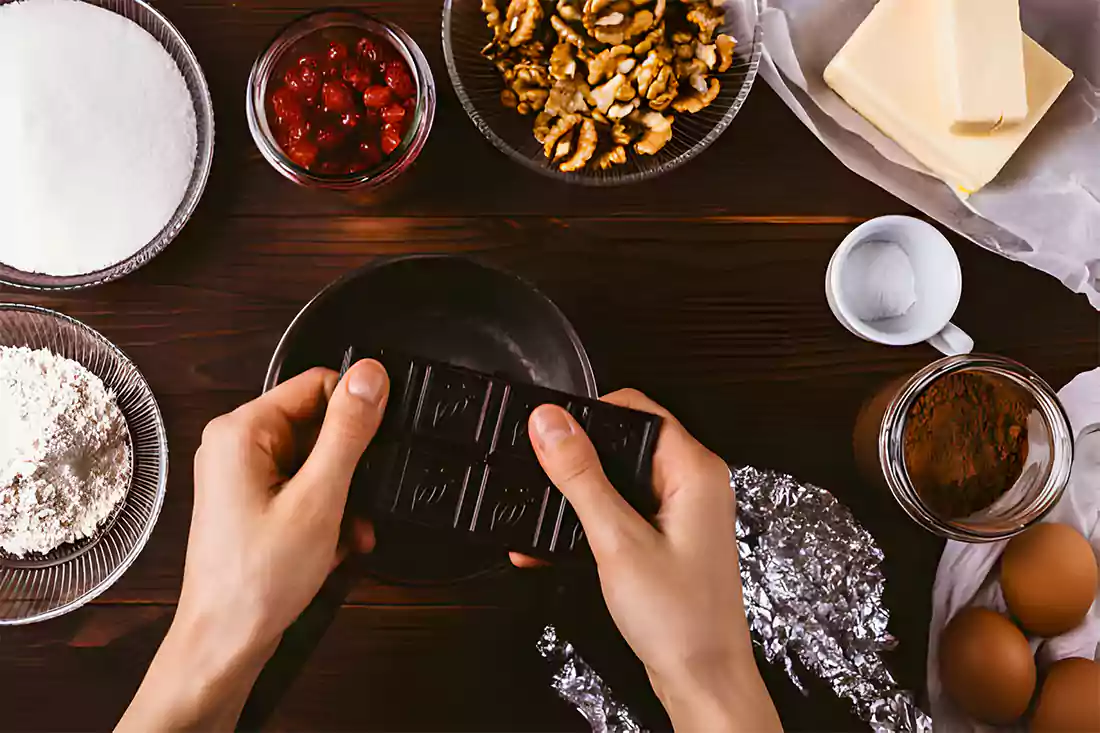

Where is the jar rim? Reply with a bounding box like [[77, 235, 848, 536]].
[[879, 354, 1073, 542], [245, 8, 436, 190]]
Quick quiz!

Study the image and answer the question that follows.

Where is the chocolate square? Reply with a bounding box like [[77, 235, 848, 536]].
[[585, 403, 653, 490], [491, 385, 584, 459], [413, 364, 494, 444], [390, 444, 478, 529], [470, 462, 551, 546]]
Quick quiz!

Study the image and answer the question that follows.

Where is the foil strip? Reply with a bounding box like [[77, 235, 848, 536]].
[[540, 465, 931, 733], [537, 625, 645, 733]]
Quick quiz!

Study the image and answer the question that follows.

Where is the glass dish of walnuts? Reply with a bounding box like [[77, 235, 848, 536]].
[[444, 0, 763, 185]]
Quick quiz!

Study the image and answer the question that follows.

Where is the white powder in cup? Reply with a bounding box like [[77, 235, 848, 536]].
[[841, 240, 918, 322], [0, 0, 197, 276]]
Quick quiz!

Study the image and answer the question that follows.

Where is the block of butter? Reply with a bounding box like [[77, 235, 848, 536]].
[[824, 0, 1073, 196], [940, 0, 1029, 132]]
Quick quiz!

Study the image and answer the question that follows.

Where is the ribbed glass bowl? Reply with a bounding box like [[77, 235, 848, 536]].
[[442, 0, 762, 185], [0, 305, 168, 624], [0, 0, 214, 290]]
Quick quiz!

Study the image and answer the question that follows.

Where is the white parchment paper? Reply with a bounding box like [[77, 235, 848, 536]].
[[758, 0, 1100, 308], [927, 368, 1100, 732]]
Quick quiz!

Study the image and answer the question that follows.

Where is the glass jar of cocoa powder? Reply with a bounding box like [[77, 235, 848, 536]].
[[853, 355, 1072, 542]]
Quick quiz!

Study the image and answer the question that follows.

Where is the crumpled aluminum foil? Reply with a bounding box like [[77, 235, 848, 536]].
[[732, 466, 931, 733], [537, 625, 644, 733], [539, 465, 932, 733]]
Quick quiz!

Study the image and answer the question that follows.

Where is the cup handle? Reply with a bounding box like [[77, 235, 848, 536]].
[[927, 322, 974, 356]]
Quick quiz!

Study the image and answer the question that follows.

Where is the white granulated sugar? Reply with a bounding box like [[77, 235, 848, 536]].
[[0, 0, 197, 276], [0, 346, 132, 557]]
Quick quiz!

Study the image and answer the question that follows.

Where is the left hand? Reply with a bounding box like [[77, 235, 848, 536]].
[[117, 360, 389, 732]]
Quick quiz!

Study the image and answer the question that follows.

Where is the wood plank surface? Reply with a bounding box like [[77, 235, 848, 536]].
[[0, 0, 1096, 731]]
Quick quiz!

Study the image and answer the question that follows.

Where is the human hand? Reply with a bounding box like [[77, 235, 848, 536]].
[[521, 390, 781, 732], [118, 361, 388, 733]]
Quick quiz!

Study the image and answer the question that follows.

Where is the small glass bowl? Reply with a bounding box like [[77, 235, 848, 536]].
[[0, 305, 169, 624], [247, 9, 436, 191], [442, 0, 762, 185], [854, 354, 1073, 542]]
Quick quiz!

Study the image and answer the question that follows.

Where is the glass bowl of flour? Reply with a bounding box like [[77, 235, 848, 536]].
[[0, 0, 214, 289], [0, 305, 168, 624]]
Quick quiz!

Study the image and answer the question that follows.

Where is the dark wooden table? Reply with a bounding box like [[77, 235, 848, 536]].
[[2, 1, 1097, 730]]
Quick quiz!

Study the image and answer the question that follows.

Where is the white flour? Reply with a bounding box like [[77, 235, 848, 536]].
[[0, 347, 132, 557], [0, 0, 197, 276]]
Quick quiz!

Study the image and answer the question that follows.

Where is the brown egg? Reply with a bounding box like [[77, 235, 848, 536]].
[[940, 607, 1036, 724], [1030, 657, 1100, 732], [1002, 523, 1098, 637]]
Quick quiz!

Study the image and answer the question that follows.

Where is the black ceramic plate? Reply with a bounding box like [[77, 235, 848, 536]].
[[266, 255, 597, 584]]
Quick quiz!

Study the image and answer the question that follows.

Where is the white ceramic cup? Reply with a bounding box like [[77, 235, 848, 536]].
[[826, 215, 974, 356]]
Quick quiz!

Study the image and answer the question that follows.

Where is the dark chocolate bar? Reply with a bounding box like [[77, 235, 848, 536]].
[[341, 347, 661, 559]]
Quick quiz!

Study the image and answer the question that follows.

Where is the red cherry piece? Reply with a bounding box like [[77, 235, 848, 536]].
[[298, 54, 319, 69], [318, 160, 345, 175], [383, 60, 415, 99], [362, 85, 393, 108], [285, 63, 320, 100], [271, 87, 304, 126], [361, 107, 382, 128], [339, 112, 361, 130], [321, 79, 355, 114], [381, 102, 406, 125], [286, 121, 311, 145], [328, 41, 348, 65], [380, 124, 403, 155], [356, 36, 380, 64], [341, 62, 373, 92], [358, 140, 383, 167], [287, 139, 319, 169], [315, 124, 345, 151]]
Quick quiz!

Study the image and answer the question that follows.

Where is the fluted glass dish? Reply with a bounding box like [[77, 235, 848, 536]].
[[0, 305, 168, 624]]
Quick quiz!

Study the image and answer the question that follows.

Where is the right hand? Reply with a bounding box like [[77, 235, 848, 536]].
[[522, 390, 781, 732]]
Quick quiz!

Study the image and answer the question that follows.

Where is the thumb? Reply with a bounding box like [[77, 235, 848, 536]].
[[291, 359, 389, 503], [529, 405, 651, 557]]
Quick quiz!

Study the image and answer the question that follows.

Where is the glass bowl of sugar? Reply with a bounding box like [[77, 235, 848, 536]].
[[0, 305, 168, 624], [0, 0, 214, 289]]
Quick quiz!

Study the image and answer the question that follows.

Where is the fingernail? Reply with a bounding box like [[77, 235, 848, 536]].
[[531, 405, 574, 449], [346, 360, 387, 405]]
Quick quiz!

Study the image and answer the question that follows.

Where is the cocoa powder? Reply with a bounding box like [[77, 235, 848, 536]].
[[903, 370, 1032, 519]]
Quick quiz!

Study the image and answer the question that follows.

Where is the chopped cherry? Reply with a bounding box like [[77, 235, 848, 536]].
[[358, 139, 383, 167], [286, 121, 311, 145], [356, 37, 380, 64], [361, 107, 382, 128], [287, 139, 319, 169], [298, 54, 319, 68], [362, 85, 393, 108], [315, 124, 345, 151], [328, 41, 348, 65], [381, 102, 406, 125], [339, 112, 361, 130], [321, 79, 355, 114], [341, 62, 373, 92], [383, 60, 415, 99], [285, 63, 320, 100], [318, 160, 345, 175], [380, 123, 403, 155], [271, 87, 304, 126]]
